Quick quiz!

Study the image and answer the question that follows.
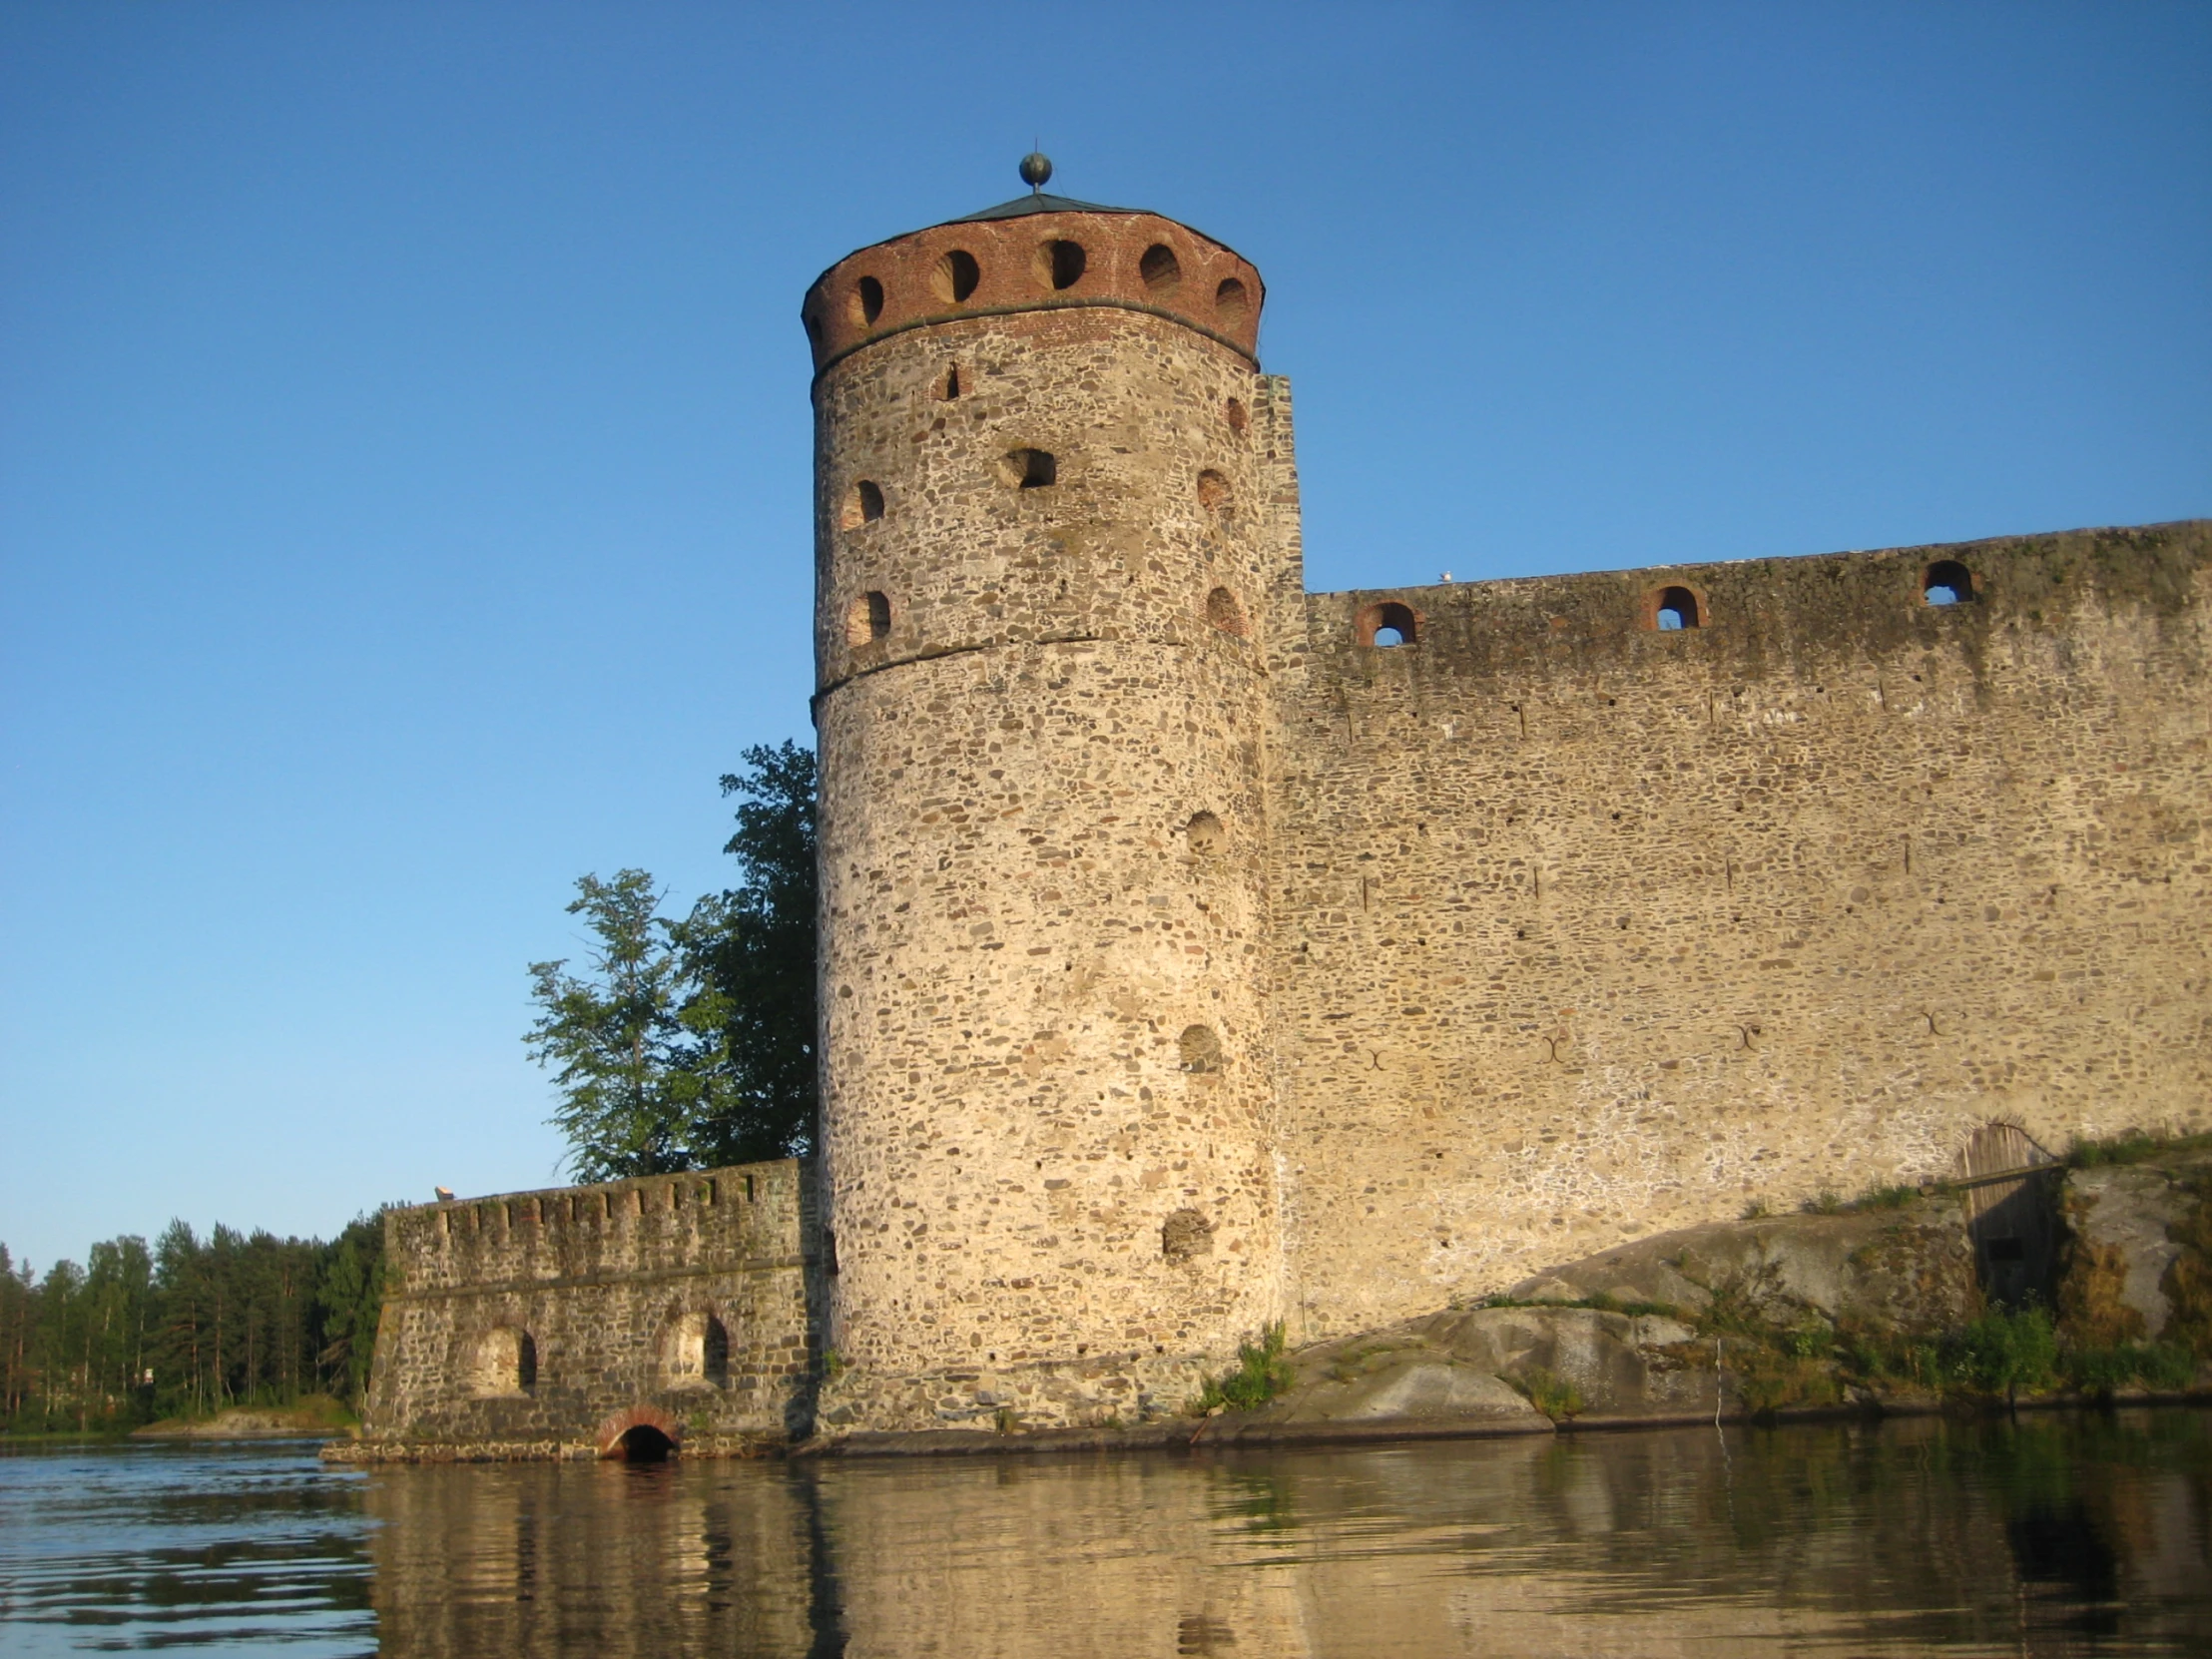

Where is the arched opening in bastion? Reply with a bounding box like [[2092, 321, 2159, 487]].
[[1001, 448, 1056, 490], [1924, 560, 1974, 605], [613, 1424, 676, 1461], [1358, 601, 1418, 648], [850, 275, 884, 326], [1185, 811, 1226, 855], [1205, 587, 1248, 637], [465, 1327, 536, 1397], [661, 1311, 732, 1390], [1215, 277, 1250, 323]]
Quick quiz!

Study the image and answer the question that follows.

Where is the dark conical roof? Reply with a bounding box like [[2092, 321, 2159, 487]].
[[950, 192, 1137, 223]]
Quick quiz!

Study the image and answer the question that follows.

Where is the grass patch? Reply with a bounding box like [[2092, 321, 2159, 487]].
[[2066, 1129, 2212, 1169], [1193, 1323, 1293, 1413], [1846, 1183, 1921, 1212], [1478, 1292, 1685, 1320], [2062, 1341, 2195, 1393], [1508, 1368, 1585, 1421]]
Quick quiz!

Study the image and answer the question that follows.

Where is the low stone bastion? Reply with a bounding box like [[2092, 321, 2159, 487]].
[[326, 1159, 823, 1463]]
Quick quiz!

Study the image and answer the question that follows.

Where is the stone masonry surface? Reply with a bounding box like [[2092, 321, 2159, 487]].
[[350, 187, 2211, 1452]]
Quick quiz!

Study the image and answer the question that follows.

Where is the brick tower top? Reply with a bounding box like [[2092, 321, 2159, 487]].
[[800, 160, 1265, 375]]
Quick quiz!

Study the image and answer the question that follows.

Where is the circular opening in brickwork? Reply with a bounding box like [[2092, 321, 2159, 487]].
[[1215, 277, 1250, 322], [1036, 239, 1087, 290], [1139, 243, 1182, 295], [1652, 586, 1700, 631], [1226, 397, 1249, 433], [1205, 587, 1248, 637], [1924, 560, 1973, 606], [932, 249, 981, 303], [1358, 601, 1417, 648], [845, 590, 890, 646], [1178, 1025, 1223, 1074], [850, 276, 885, 327], [1162, 1208, 1215, 1263], [1197, 470, 1231, 514], [1185, 812, 1226, 855], [840, 480, 884, 528], [1000, 448, 1057, 489]]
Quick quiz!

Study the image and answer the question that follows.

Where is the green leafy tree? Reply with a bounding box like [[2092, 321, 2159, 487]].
[[527, 744, 819, 1180], [676, 741, 819, 1165], [527, 869, 707, 1181]]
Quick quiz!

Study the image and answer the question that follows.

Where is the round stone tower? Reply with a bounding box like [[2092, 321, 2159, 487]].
[[805, 165, 1282, 1431]]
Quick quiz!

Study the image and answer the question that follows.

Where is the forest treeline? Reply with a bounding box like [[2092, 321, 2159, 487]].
[[3, 745, 816, 1437], [0, 1212, 386, 1436]]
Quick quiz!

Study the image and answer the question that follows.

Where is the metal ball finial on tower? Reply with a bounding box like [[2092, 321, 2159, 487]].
[[1019, 151, 1052, 193]]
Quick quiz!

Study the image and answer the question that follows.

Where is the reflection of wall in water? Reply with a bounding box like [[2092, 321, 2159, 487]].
[[364, 1419, 2209, 1657], [366, 1462, 817, 1658]]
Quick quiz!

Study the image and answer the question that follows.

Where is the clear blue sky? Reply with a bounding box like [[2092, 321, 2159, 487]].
[[3, 3, 2206, 1272]]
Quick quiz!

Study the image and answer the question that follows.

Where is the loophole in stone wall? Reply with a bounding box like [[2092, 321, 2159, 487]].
[[1162, 1208, 1215, 1262], [1179, 1025, 1224, 1073], [1358, 601, 1418, 648], [1185, 811, 1226, 855], [846, 590, 890, 646], [1225, 396, 1248, 433], [1197, 469, 1231, 514], [1215, 277, 1250, 322], [841, 479, 884, 528], [1001, 447, 1057, 489], [1205, 587, 1248, 637], [1651, 586, 1701, 630], [1925, 559, 1974, 606]]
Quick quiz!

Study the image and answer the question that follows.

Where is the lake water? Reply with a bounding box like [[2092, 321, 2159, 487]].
[[0, 1410, 2206, 1656]]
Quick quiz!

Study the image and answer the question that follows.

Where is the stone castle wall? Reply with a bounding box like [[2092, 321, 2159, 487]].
[[346, 185, 2212, 1450], [1266, 522, 2212, 1339], [344, 1160, 819, 1458]]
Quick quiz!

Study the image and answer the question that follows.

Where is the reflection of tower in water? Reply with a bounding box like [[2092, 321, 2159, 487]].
[[362, 1419, 2204, 1657]]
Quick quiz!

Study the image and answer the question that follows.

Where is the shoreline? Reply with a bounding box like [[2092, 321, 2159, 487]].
[[319, 1388, 2212, 1464]]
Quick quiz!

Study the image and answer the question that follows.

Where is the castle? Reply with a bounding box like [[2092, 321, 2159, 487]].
[[341, 167, 2211, 1458]]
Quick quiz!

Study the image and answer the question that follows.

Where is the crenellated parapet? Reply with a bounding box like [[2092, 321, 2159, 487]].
[[334, 1159, 823, 1462]]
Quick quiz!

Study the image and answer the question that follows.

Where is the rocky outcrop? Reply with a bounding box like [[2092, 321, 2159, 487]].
[[1503, 1201, 1982, 1336], [2055, 1143, 2212, 1348], [1214, 1150, 2212, 1442]]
